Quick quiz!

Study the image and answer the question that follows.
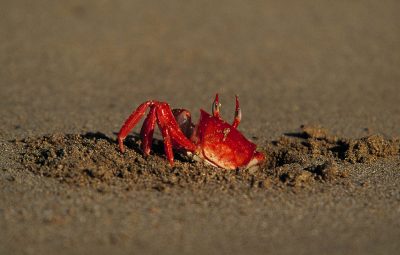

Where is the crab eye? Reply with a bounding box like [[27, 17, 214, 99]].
[[236, 108, 242, 120], [212, 101, 221, 116]]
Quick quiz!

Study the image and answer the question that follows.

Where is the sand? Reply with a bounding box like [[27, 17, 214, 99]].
[[1, 0, 400, 254]]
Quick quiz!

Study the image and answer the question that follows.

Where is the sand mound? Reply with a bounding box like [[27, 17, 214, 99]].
[[15, 126, 399, 192]]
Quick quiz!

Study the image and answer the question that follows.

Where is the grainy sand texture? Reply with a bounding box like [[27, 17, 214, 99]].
[[1, 1, 400, 254]]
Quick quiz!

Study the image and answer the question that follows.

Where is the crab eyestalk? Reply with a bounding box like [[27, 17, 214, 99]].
[[212, 93, 221, 118], [232, 95, 241, 128]]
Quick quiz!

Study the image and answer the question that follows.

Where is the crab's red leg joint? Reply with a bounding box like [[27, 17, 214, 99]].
[[153, 103, 196, 166], [212, 93, 221, 118], [117, 101, 154, 153], [140, 106, 157, 156], [156, 104, 196, 153], [232, 95, 241, 128]]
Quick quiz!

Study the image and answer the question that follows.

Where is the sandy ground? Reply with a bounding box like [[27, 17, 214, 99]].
[[1, 0, 400, 254]]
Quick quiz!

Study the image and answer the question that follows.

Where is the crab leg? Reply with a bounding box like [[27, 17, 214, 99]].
[[117, 101, 154, 153], [157, 123, 174, 165], [232, 95, 241, 128], [140, 105, 157, 156], [155, 104, 192, 166], [168, 127, 196, 151], [212, 93, 221, 118], [156, 103, 196, 152]]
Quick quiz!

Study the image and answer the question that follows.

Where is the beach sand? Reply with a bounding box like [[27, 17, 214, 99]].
[[1, 1, 399, 254]]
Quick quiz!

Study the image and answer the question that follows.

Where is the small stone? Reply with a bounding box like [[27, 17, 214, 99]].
[[297, 171, 312, 182], [247, 166, 259, 174], [259, 179, 272, 189], [5, 174, 15, 182]]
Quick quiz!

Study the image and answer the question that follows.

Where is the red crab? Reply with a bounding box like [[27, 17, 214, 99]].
[[117, 94, 265, 170]]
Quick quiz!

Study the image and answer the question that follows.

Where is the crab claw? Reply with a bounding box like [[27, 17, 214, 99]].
[[196, 110, 264, 170]]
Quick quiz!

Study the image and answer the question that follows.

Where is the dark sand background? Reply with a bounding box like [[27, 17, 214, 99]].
[[1, 0, 400, 254]]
